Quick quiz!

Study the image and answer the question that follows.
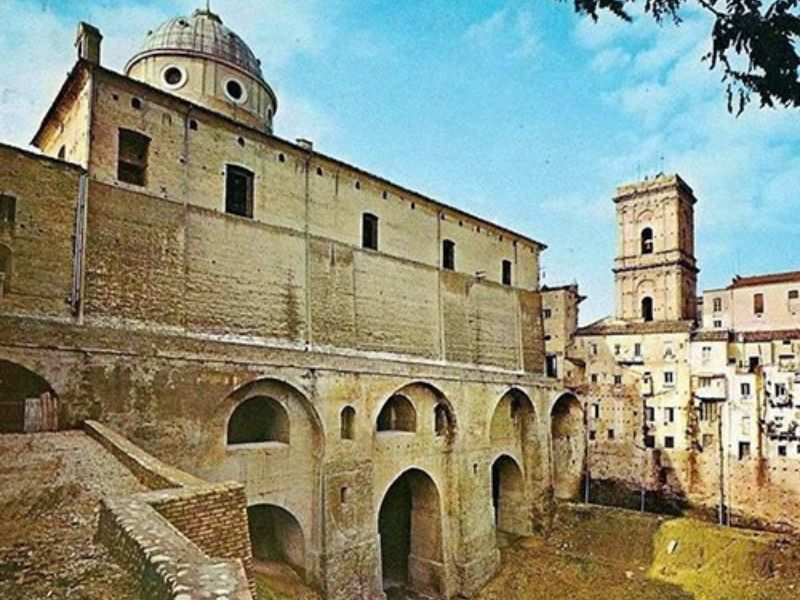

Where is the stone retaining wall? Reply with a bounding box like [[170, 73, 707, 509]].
[[87, 420, 255, 600]]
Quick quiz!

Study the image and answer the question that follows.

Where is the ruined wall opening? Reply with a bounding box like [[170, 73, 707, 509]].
[[551, 393, 586, 501], [227, 396, 289, 445], [0, 360, 58, 433], [492, 455, 526, 534], [490, 389, 536, 445], [377, 394, 416, 433], [247, 504, 305, 576], [117, 128, 150, 186], [0, 244, 11, 296], [378, 469, 443, 598], [434, 402, 453, 437]]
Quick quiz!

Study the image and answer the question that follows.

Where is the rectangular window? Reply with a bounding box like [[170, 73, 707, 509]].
[[634, 343, 642, 357], [713, 320, 722, 328], [789, 290, 799, 300], [665, 407, 675, 422], [589, 430, 596, 441], [543, 308, 552, 319], [664, 371, 675, 385], [592, 404, 600, 419], [664, 436, 675, 449], [224, 165, 254, 218], [117, 129, 150, 186], [502, 260, 512, 286], [741, 416, 751, 435], [545, 355, 558, 378], [740, 382, 751, 397], [753, 293, 764, 315], [608, 429, 615, 440], [702, 433, 714, 448], [614, 344, 621, 355], [361, 212, 378, 250], [442, 240, 455, 270], [713, 297, 722, 312], [590, 374, 598, 384], [776, 382, 788, 396], [0, 195, 15, 224], [614, 375, 622, 386], [778, 445, 787, 457], [644, 435, 655, 449], [645, 407, 655, 421], [738, 441, 751, 460]]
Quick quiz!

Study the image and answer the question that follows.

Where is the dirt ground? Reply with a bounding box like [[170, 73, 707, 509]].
[[477, 504, 800, 600], [254, 560, 321, 600], [0, 431, 145, 600]]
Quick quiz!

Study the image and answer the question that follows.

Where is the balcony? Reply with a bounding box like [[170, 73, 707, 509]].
[[694, 378, 727, 401]]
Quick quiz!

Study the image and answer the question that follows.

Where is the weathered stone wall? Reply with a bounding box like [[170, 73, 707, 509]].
[[88, 420, 255, 599]]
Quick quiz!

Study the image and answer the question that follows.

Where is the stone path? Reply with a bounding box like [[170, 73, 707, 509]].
[[0, 431, 145, 599]]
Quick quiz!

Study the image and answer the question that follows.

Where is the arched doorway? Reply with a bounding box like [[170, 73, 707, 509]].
[[0, 359, 58, 433], [551, 393, 585, 501], [378, 469, 444, 598], [247, 504, 306, 576], [491, 455, 526, 534]]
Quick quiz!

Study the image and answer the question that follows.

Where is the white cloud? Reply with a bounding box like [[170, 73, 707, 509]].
[[464, 7, 539, 60]]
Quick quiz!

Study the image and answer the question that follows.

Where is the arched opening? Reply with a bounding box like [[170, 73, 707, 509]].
[[378, 469, 444, 597], [377, 395, 416, 433], [492, 455, 526, 534], [340, 405, 356, 440], [227, 396, 289, 445], [551, 393, 585, 501], [434, 402, 453, 437], [641, 296, 654, 322], [490, 389, 535, 443], [0, 360, 58, 433], [247, 504, 305, 576], [641, 227, 654, 254]]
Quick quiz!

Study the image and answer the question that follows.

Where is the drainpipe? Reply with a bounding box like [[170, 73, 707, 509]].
[[299, 139, 313, 351], [70, 173, 88, 324]]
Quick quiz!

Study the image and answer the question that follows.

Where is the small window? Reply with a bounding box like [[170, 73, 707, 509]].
[[778, 445, 787, 457], [592, 404, 600, 419], [162, 65, 187, 89], [608, 429, 615, 440], [0, 244, 10, 296], [645, 407, 655, 421], [117, 129, 150, 186], [362, 213, 378, 250], [589, 430, 597, 441], [502, 260, 512, 286], [545, 355, 558, 378], [634, 343, 642, 357], [590, 374, 598, 384], [641, 228, 653, 254], [713, 320, 722, 328], [614, 375, 622, 386], [57, 145, 66, 160], [713, 297, 722, 312], [340, 406, 356, 441], [131, 97, 142, 110], [225, 165, 254, 218], [644, 435, 656, 449], [665, 407, 675, 422], [789, 290, 799, 300], [738, 441, 751, 460], [188, 119, 198, 131], [442, 240, 455, 271], [664, 436, 675, 449], [753, 293, 764, 315], [741, 382, 751, 397], [664, 371, 675, 385], [0, 195, 16, 224], [543, 308, 552, 319]]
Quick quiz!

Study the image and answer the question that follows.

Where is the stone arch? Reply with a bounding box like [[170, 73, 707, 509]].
[[376, 381, 457, 439], [376, 394, 416, 432], [227, 396, 289, 445], [550, 392, 585, 501], [0, 359, 58, 433], [491, 454, 526, 534], [221, 377, 323, 455], [340, 405, 356, 440], [433, 402, 454, 438], [247, 503, 307, 577], [489, 387, 536, 444], [377, 468, 445, 598]]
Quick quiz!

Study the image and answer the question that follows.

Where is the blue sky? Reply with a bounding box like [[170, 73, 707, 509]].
[[1, 0, 798, 323]]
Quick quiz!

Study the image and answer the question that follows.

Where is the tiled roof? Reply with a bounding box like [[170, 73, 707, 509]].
[[730, 271, 800, 289]]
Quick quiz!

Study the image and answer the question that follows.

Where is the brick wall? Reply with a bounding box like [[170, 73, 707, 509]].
[[86, 421, 255, 599]]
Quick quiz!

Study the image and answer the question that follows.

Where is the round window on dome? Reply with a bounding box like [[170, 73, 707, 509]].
[[224, 79, 247, 104], [162, 65, 187, 90]]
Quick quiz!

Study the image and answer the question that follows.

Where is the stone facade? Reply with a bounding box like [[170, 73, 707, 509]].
[[0, 13, 585, 600], [568, 174, 800, 533]]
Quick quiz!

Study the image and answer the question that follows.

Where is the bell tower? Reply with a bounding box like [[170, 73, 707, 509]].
[[613, 174, 698, 323]]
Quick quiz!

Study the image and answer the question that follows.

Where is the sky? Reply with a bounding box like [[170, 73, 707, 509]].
[[0, 0, 798, 323]]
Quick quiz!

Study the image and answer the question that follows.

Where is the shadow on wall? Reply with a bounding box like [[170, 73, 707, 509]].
[[0, 359, 59, 433], [551, 393, 585, 501]]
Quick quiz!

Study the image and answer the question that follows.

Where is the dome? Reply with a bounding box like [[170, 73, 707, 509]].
[[126, 8, 264, 82]]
